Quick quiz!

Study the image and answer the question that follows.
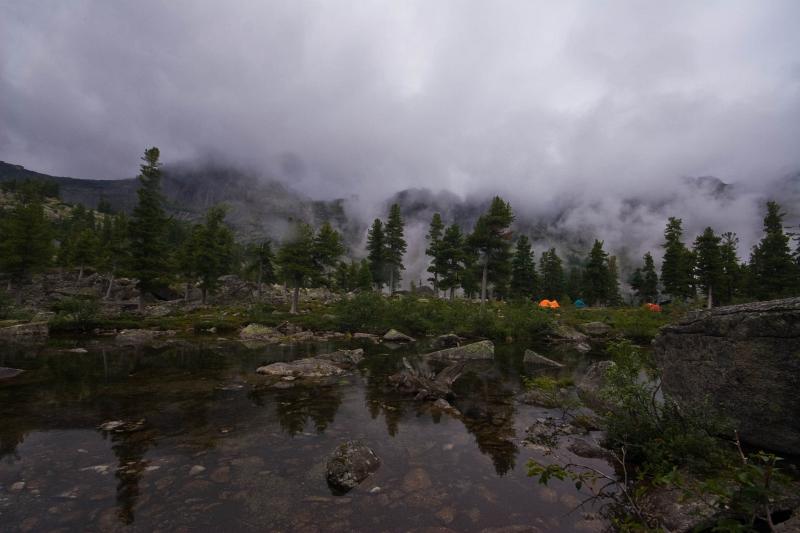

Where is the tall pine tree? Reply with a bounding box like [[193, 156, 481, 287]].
[[194, 206, 235, 304], [366, 219, 387, 290], [749, 201, 797, 299], [128, 147, 169, 311], [384, 204, 407, 293], [0, 197, 53, 301], [693, 227, 722, 308], [660, 217, 695, 301], [539, 248, 565, 300], [276, 224, 317, 314], [438, 224, 466, 300], [510, 235, 538, 299], [468, 196, 514, 309], [583, 240, 611, 305], [425, 213, 445, 295]]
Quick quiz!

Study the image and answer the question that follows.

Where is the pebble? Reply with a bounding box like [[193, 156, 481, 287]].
[[369, 486, 381, 493], [10, 481, 25, 492], [189, 465, 206, 476]]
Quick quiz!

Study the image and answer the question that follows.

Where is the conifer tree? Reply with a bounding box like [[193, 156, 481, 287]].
[[246, 240, 276, 296], [438, 224, 466, 300], [565, 265, 583, 301], [177, 224, 202, 301], [357, 259, 373, 291], [510, 235, 538, 299], [366, 218, 387, 290], [749, 201, 797, 299], [314, 222, 345, 288], [468, 196, 514, 309], [640, 252, 659, 304], [425, 213, 445, 295], [539, 248, 565, 300], [277, 224, 317, 314], [629, 268, 644, 303], [334, 261, 350, 292], [693, 227, 722, 308], [128, 147, 169, 311], [384, 204, 407, 293], [607, 255, 622, 306], [718, 232, 741, 305], [0, 198, 53, 301], [194, 206, 235, 304], [583, 240, 611, 305], [72, 228, 99, 280], [660, 217, 695, 301], [99, 213, 129, 299]]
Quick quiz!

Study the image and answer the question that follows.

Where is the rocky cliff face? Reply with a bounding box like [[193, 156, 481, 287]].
[[653, 298, 800, 455]]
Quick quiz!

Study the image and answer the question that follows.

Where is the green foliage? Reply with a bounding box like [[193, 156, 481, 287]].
[[694, 226, 723, 306], [601, 340, 730, 476], [384, 203, 407, 292], [468, 196, 514, 304], [510, 235, 538, 299], [661, 217, 696, 300], [194, 205, 235, 302], [245, 240, 276, 288], [438, 224, 466, 299], [366, 218, 387, 289], [49, 296, 101, 332], [749, 201, 798, 299], [128, 147, 169, 297], [539, 248, 565, 300], [313, 221, 345, 287], [331, 293, 552, 341], [0, 196, 53, 286], [425, 212, 445, 292], [584, 240, 616, 306]]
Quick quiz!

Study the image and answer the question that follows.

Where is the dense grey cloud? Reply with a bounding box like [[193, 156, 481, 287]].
[[2, 1, 800, 270]]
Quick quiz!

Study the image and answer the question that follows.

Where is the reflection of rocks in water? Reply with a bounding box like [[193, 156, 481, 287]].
[[362, 354, 408, 436]]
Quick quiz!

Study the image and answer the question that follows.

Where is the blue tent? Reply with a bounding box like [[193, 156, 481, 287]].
[[574, 298, 587, 308]]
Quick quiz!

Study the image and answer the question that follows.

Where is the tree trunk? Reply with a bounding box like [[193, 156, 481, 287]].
[[707, 284, 713, 309], [389, 268, 395, 295], [185, 282, 191, 302], [433, 274, 439, 298], [78, 265, 84, 281], [449, 287, 455, 301], [480, 260, 488, 311], [257, 264, 263, 297], [290, 286, 299, 314], [104, 271, 115, 300], [138, 290, 145, 313], [202, 287, 207, 305]]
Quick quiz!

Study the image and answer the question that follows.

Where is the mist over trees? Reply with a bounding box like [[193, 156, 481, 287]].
[[1, 146, 800, 310]]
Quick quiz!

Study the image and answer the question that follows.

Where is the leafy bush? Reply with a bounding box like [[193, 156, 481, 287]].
[[50, 296, 101, 332], [600, 340, 730, 476]]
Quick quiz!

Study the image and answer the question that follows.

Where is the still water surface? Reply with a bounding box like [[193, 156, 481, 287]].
[[0, 337, 611, 532]]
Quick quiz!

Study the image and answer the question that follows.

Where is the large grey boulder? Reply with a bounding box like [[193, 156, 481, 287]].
[[652, 298, 800, 455], [325, 441, 380, 493], [0, 321, 49, 338], [425, 340, 494, 362]]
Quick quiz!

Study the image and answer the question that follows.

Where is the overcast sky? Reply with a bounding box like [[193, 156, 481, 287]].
[[2, 1, 800, 211]]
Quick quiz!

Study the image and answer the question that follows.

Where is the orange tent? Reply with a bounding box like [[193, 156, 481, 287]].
[[645, 303, 662, 312], [538, 299, 551, 308], [550, 300, 560, 309], [538, 299, 560, 309]]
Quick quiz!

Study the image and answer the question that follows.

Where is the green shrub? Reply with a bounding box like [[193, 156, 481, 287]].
[[50, 296, 101, 333]]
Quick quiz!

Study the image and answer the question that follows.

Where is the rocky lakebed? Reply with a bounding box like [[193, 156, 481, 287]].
[[0, 331, 613, 532]]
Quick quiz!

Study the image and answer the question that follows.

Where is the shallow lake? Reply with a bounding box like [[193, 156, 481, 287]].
[[0, 336, 612, 532]]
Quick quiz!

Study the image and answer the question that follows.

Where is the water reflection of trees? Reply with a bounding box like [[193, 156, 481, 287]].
[[250, 383, 344, 436], [453, 368, 520, 476], [362, 354, 407, 436], [105, 428, 157, 525]]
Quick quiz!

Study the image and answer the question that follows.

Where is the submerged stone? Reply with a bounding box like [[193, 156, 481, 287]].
[[325, 441, 380, 493], [426, 340, 494, 362]]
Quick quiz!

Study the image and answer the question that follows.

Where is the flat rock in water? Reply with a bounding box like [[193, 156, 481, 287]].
[[256, 358, 345, 378], [326, 440, 381, 493], [426, 340, 494, 362], [383, 329, 415, 343], [522, 350, 564, 368], [0, 367, 25, 380], [315, 349, 364, 368]]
